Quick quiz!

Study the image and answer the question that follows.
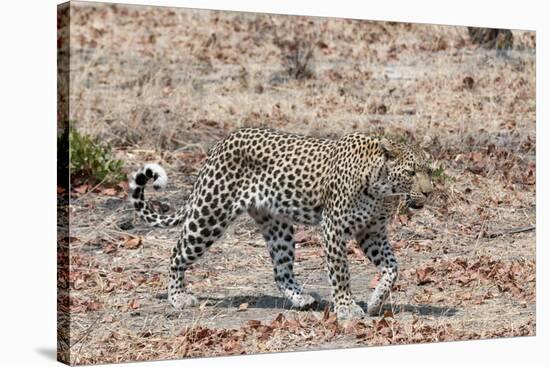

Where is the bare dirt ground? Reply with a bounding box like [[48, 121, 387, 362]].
[[58, 2, 536, 365]]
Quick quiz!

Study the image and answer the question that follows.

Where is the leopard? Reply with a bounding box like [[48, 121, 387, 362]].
[[129, 127, 433, 320]]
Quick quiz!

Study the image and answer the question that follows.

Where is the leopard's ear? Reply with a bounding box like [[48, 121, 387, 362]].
[[420, 135, 432, 149], [380, 138, 399, 160]]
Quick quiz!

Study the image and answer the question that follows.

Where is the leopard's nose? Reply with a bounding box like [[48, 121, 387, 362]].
[[421, 185, 433, 197], [409, 201, 424, 209]]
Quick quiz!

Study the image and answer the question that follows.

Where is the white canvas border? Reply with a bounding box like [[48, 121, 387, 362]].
[[0, 0, 544, 366]]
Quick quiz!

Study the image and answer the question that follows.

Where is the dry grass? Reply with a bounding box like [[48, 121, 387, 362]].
[[59, 1, 535, 365]]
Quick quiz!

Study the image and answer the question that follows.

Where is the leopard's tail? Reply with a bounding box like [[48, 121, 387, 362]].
[[129, 163, 187, 227]]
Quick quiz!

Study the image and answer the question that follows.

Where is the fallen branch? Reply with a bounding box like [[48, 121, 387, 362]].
[[485, 226, 535, 238]]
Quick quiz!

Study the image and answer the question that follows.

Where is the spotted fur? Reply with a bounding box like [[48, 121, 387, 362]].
[[130, 128, 433, 320]]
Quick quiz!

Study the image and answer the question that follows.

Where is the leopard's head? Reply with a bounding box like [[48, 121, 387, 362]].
[[379, 138, 433, 209]]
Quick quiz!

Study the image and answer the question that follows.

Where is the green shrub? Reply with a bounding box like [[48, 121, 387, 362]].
[[58, 124, 70, 190], [68, 125, 124, 184], [431, 166, 452, 183]]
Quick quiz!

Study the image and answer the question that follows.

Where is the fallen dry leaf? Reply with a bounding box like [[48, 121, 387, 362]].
[[129, 299, 140, 310], [101, 187, 117, 196], [123, 236, 142, 249], [246, 320, 262, 328], [471, 151, 483, 163], [74, 184, 90, 194], [103, 243, 117, 254], [271, 313, 285, 327], [104, 281, 115, 293], [295, 230, 319, 246], [322, 304, 331, 321], [70, 304, 87, 313], [324, 313, 338, 325], [416, 266, 436, 285], [285, 318, 302, 329], [73, 278, 86, 290], [468, 161, 486, 175], [373, 317, 390, 332], [383, 310, 394, 318], [342, 319, 367, 334], [87, 300, 103, 311], [463, 76, 474, 89], [377, 104, 387, 114]]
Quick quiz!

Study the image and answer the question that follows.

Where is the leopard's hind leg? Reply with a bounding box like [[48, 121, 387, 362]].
[[249, 208, 317, 309], [168, 195, 242, 309]]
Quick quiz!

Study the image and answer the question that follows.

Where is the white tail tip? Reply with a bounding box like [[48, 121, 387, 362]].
[[144, 163, 168, 189]]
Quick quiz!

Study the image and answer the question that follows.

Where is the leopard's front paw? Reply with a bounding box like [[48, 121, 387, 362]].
[[367, 295, 389, 316], [366, 302, 383, 317], [289, 292, 318, 309], [367, 303, 382, 317], [168, 292, 199, 309], [335, 302, 365, 321]]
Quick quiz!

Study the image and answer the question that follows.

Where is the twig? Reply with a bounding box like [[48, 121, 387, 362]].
[[485, 226, 535, 238], [71, 313, 103, 354]]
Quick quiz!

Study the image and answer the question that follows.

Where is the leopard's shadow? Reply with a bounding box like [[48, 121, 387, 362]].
[[378, 303, 459, 317], [202, 294, 330, 311], [199, 295, 458, 317]]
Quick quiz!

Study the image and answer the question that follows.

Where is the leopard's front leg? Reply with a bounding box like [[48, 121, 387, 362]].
[[356, 228, 398, 316], [322, 216, 365, 320]]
